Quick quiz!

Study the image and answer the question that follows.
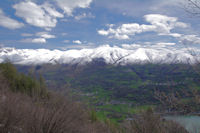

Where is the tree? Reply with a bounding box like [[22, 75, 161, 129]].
[[0, 63, 48, 98], [185, 0, 200, 16]]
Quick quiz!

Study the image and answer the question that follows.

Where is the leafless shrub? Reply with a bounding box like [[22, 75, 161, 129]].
[[0, 86, 114, 133], [25, 94, 92, 133], [124, 108, 188, 133], [0, 90, 31, 133], [154, 87, 200, 114], [0, 90, 188, 133], [163, 120, 189, 133], [0, 72, 9, 91], [154, 91, 185, 112], [184, 0, 200, 16]]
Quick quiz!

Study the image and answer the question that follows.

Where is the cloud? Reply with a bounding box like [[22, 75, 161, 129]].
[[55, 0, 93, 16], [61, 33, 68, 36], [98, 14, 188, 40], [73, 40, 82, 44], [121, 42, 176, 50], [160, 33, 182, 38], [160, 32, 200, 45], [21, 38, 46, 44], [42, 2, 64, 18], [121, 44, 142, 49], [98, 30, 109, 36], [21, 32, 55, 43], [61, 19, 68, 22], [36, 32, 56, 39], [0, 9, 24, 29], [13, 1, 63, 29], [21, 33, 33, 37], [180, 35, 200, 45], [74, 12, 95, 20], [114, 34, 129, 40], [32, 38, 46, 43], [155, 42, 176, 47], [60, 43, 96, 49], [144, 14, 188, 33], [63, 40, 70, 43], [161, 32, 200, 45], [98, 23, 153, 39]]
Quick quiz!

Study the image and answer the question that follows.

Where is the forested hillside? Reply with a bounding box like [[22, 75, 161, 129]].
[[0, 63, 189, 133], [15, 63, 200, 122]]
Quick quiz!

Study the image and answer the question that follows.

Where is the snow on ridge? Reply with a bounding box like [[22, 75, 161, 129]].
[[0, 45, 199, 65]]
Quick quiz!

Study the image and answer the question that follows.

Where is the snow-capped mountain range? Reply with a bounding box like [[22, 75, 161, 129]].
[[0, 45, 199, 65]]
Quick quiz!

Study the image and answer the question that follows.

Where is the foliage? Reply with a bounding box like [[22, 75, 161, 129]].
[[90, 109, 98, 122], [0, 63, 47, 97]]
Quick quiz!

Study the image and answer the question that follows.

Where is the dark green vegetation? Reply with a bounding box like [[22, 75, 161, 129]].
[[0, 63, 115, 133], [0, 63, 47, 98], [16, 62, 200, 122], [0, 63, 189, 133]]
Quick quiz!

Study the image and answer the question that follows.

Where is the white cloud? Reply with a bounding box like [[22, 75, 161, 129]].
[[13, 1, 63, 29], [21, 33, 33, 37], [98, 30, 109, 36], [55, 0, 93, 16], [121, 44, 142, 49], [40, 34, 55, 39], [0, 9, 24, 29], [180, 35, 200, 45], [98, 23, 154, 40], [75, 13, 86, 20], [122, 42, 176, 50], [21, 38, 46, 44], [61, 19, 68, 22], [32, 38, 46, 43], [113, 34, 129, 40], [61, 43, 96, 49], [21, 32, 55, 43], [98, 14, 188, 40], [155, 42, 176, 47], [160, 33, 182, 38], [74, 12, 95, 20], [160, 32, 200, 45], [61, 33, 68, 36], [63, 40, 70, 43], [42, 2, 64, 18], [144, 14, 188, 33], [73, 40, 82, 44], [36, 32, 56, 39], [44, 27, 52, 31]]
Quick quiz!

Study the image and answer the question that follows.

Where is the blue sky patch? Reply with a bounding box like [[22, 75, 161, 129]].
[[0, 0, 199, 50]]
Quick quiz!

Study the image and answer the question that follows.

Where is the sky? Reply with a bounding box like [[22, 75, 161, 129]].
[[0, 0, 200, 50]]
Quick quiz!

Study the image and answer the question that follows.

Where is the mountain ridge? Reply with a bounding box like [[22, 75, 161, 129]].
[[0, 45, 198, 65]]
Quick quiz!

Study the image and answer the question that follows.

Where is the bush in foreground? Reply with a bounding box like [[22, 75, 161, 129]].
[[124, 108, 188, 133]]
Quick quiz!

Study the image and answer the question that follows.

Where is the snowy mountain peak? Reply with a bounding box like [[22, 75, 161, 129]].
[[0, 45, 199, 65]]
